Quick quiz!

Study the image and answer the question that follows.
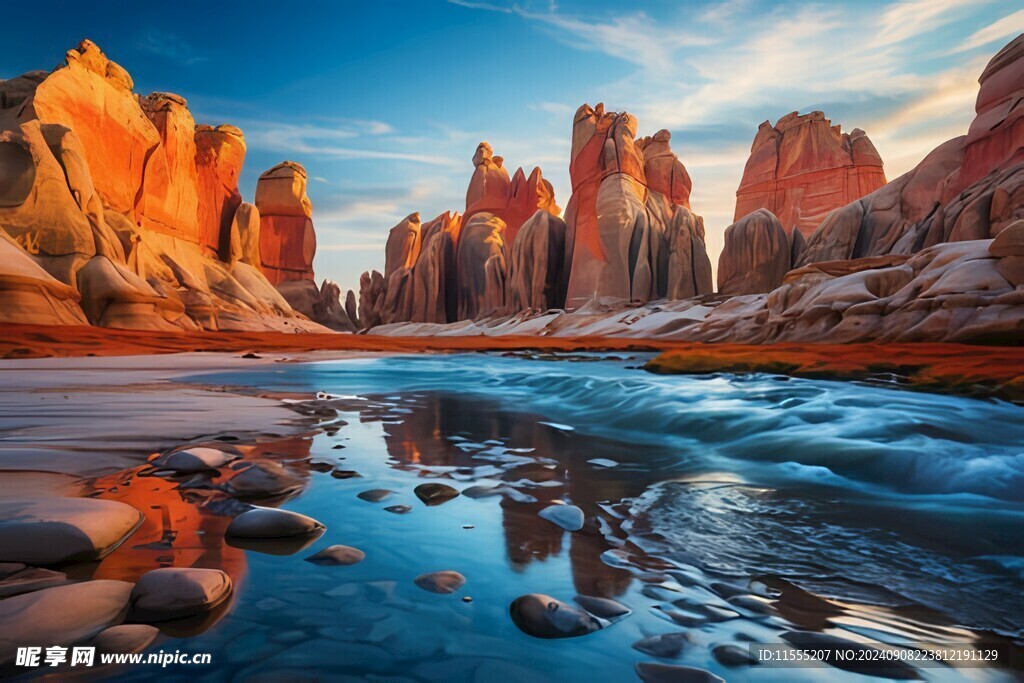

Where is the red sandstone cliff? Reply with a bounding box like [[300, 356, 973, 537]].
[[0, 40, 342, 331]]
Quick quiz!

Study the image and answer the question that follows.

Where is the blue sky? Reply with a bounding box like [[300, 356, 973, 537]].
[[3, 0, 1022, 295]]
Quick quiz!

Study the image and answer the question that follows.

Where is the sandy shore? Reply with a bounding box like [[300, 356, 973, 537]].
[[0, 352, 338, 484]]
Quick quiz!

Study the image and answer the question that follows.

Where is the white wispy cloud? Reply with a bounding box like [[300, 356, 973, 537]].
[[237, 119, 458, 166], [135, 29, 207, 66], [446, 0, 1011, 276], [952, 10, 1024, 53]]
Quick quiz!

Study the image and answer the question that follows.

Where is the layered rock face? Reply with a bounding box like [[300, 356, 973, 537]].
[[718, 209, 802, 295], [195, 124, 246, 258], [0, 40, 333, 332], [951, 35, 1024, 197], [690, 231, 1023, 344], [358, 141, 561, 326], [506, 211, 568, 312], [564, 105, 712, 307], [798, 35, 1024, 268], [255, 161, 316, 285], [357, 109, 713, 329], [734, 111, 886, 239], [456, 213, 507, 320]]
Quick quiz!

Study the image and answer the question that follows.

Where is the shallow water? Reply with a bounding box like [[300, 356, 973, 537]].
[[117, 353, 1024, 680]]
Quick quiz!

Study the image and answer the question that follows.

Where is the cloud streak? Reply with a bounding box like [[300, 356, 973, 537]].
[[952, 10, 1024, 53]]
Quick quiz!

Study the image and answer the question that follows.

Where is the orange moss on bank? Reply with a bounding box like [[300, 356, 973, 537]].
[[645, 345, 1024, 402], [1, 324, 1022, 401]]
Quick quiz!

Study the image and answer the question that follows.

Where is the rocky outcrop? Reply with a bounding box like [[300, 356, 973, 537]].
[[0, 40, 330, 332], [255, 161, 316, 285], [503, 166, 560, 247], [465, 142, 511, 223], [798, 35, 1024, 268], [506, 210, 568, 312], [564, 104, 649, 306], [0, 232, 86, 325], [358, 270, 386, 330], [734, 111, 886, 239], [718, 209, 800, 295], [951, 35, 1024, 196], [138, 92, 201, 243], [690, 233, 1024, 344], [357, 143, 559, 327], [457, 213, 507, 320], [277, 279, 357, 332], [409, 211, 460, 323], [644, 188, 713, 299], [228, 202, 260, 267], [195, 124, 245, 258], [564, 105, 713, 307], [373, 229, 1023, 344]]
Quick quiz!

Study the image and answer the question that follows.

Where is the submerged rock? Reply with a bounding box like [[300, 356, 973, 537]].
[[635, 662, 725, 683], [413, 571, 467, 594], [632, 632, 688, 658], [509, 593, 602, 639], [151, 447, 237, 473], [573, 594, 631, 620], [781, 631, 919, 679], [357, 489, 394, 502], [225, 507, 325, 540], [0, 498, 143, 564], [129, 567, 232, 622], [538, 504, 585, 531], [414, 483, 460, 506], [0, 580, 133, 665], [384, 505, 413, 515], [0, 567, 68, 598], [711, 643, 759, 666], [91, 624, 160, 654], [305, 545, 365, 566], [223, 460, 304, 499]]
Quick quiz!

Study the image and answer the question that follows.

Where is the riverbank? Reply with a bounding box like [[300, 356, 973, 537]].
[[2, 324, 1023, 402]]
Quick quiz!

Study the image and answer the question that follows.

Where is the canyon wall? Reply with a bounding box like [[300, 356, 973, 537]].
[[359, 106, 713, 328], [0, 41, 350, 331]]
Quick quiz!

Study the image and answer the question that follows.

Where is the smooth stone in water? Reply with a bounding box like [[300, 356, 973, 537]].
[[781, 631, 919, 679], [130, 567, 233, 622], [414, 483, 459, 506], [0, 580, 133, 665], [538, 504, 584, 531], [331, 469, 362, 480], [635, 662, 725, 683], [226, 507, 325, 539], [414, 571, 466, 594], [0, 498, 143, 565], [632, 633, 688, 658], [357, 489, 393, 503], [0, 567, 68, 598], [384, 505, 412, 514], [224, 461, 303, 498], [151, 447, 236, 473], [509, 594, 602, 639], [573, 594, 631, 620], [305, 545, 365, 566], [91, 624, 160, 654], [712, 643, 759, 666], [588, 458, 618, 468]]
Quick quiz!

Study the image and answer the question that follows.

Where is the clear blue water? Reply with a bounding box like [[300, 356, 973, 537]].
[[142, 353, 1024, 681]]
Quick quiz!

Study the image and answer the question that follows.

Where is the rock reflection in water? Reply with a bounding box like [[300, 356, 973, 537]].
[[373, 391, 685, 598]]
